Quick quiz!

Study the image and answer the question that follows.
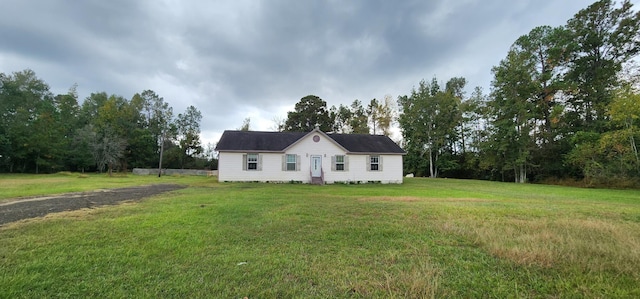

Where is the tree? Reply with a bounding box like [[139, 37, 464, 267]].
[[608, 85, 640, 173], [349, 100, 370, 134], [564, 0, 640, 133], [0, 70, 208, 174], [367, 96, 395, 136], [202, 142, 219, 170], [444, 77, 467, 154], [70, 125, 96, 173], [55, 85, 80, 139], [558, 0, 640, 183], [78, 91, 158, 171], [92, 94, 147, 171], [482, 26, 571, 182], [0, 69, 57, 173], [55, 86, 82, 170], [134, 90, 173, 176], [513, 26, 570, 143], [270, 116, 286, 132], [124, 93, 155, 168], [284, 95, 333, 132], [79, 92, 109, 127], [459, 86, 485, 154], [398, 77, 462, 178], [487, 49, 538, 183], [77, 93, 131, 174], [175, 105, 203, 168], [30, 97, 64, 173], [367, 99, 380, 135], [456, 86, 490, 179], [78, 124, 126, 176], [238, 117, 251, 131], [329, 104, 350, 133]]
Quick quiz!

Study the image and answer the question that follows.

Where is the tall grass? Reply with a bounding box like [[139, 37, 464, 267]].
[[1, 177, 639, 297]]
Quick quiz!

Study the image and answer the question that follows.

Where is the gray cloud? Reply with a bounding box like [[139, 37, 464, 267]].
[[0, 0, 621, 143]]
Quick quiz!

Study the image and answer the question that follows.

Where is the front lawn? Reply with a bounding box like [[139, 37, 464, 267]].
[[0, 172, 211, 202], [1, 177, 638, 297]]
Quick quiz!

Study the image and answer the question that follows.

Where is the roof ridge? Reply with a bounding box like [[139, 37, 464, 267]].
[[216, 130, 405, 154]]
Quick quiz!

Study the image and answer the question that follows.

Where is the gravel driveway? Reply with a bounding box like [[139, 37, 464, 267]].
[[0, 184, 186, 226]]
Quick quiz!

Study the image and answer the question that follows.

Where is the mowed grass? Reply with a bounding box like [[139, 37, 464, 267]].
[[0, 172, 212, 202], [1, 177, 639, 298]]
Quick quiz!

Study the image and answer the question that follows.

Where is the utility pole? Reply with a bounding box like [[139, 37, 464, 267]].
[[158, 131, 165, 177]]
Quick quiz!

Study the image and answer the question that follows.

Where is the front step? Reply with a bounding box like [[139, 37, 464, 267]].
[[311, 177, 324, 185]]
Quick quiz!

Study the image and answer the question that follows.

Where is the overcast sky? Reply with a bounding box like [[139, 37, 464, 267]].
[[2, 0, 636, 144]]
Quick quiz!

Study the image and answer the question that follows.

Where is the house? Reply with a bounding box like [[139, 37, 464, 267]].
[[215, 128, 406, 184]]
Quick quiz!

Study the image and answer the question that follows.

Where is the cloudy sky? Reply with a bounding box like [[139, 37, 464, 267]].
[[2, 0, 635, 144]]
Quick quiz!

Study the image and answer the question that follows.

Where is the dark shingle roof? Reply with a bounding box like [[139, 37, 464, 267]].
[[215, 131, 307, 152], [216, 130, 405, 154], [327, 133, 405, 154]]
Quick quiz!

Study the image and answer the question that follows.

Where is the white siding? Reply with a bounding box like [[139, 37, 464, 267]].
[[218, 152, 304, 182], [218, 133, 403, 184], [333, 154, 403, 184]]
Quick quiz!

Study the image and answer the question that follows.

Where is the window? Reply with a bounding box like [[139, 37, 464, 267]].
[[335, 155, 345, 171], [243, 153, 262, 171], [332, 155, 348, 171], [282, 154, 300, 171], [369, 155, 380, 171], [286, 154, 296, 171], [247, 153, 258, 170]]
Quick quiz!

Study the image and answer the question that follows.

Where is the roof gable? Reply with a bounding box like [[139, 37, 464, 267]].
[[282, 128, 348, 153], [215, 130, 405, 154]]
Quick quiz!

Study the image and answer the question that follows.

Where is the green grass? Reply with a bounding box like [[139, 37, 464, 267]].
[[0, 172, 212, 202], [1, 177, 639, 298]]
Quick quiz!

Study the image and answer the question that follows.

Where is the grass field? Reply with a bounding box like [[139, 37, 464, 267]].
[[0, 172, 212, 202], [1, 174, 639, 298]]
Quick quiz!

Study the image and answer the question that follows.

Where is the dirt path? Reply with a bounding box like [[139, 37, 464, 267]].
[[0, 184, 186, 226]]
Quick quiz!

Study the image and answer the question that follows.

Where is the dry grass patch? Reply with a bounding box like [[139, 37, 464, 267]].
[[2, 177, 69, 187], [358, 196, 425, 202], [0, 204, 128, 230], [343, 252, 441, 299], [358, 196, 493, 203], [380, 260, 441, 299], [437, 216, 640, 274]]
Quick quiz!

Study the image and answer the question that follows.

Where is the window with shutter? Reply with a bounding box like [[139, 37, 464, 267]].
[[247, 153, 258, 170], [369, 155, 380, 171], [286, 154, 296, 171], [335, 155, 345, 171]]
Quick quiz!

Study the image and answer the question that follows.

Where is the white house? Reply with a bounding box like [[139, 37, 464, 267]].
[[215, 128, 406, 184]]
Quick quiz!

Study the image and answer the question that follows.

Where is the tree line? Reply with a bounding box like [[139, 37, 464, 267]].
[[0, 70, 214, 174], [277, 0, 640, 187], [494, 0, 639, 185], [399, 0, 640, 186], [3, 0, 638, 186]]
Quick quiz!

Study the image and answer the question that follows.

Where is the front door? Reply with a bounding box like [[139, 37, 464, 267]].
[[311, 155, 322, 177]]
